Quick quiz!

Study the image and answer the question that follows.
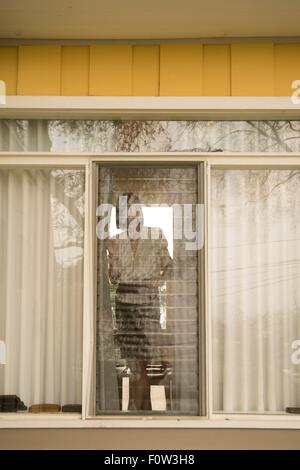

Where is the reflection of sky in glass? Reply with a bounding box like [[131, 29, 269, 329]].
[[109, 206, 173, 258]]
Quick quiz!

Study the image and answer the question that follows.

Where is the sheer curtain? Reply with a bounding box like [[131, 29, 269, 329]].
[[0, 120, 51, 152], [211, 169, 300, 413], [0, 168, 84, 409]]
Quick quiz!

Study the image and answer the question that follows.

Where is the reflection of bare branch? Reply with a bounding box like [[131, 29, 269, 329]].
[[278, 136, 300, 142], [174, 147, 223, 152], [266, 122, 293, 151], [272, 122, 287, 130], [167, 121, 211, 150], [115, 121, 169, 152], [211, 128, 255, 147], [247, 121, 292, 152], [265, 170, 300, 198], [245, 170, 300, 204], [51, 173, 84, 228], [288, 122, 300, 133]]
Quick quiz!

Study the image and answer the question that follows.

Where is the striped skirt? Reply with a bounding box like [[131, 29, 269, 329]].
[[115, 283, 161, 361]]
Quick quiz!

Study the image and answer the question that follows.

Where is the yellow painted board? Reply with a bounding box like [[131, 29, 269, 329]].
[[203, 45, 230, 96], [160, 44, 202, 96], [61, 46, 89, 96], [89, 45, 132, 96], [0, 47, 18, 95], [132, 46, 159, 96], [231, 44, 274, 96], [17, 46, 61, 95], [275, 44, 300, 96]]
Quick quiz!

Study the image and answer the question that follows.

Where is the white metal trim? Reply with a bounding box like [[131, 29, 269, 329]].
[[0, 96, 300, 120], [81, 161, 92, 420], [206, 163, 213, 420], [3, 151, 300, 163], [1, 415, 300, 429]]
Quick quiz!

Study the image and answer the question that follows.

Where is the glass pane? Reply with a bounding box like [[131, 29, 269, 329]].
[[211, 169, 300, 413], [96, 166, 202, 414], [2, 120, 300, 154], [0, 168, 85, 413]]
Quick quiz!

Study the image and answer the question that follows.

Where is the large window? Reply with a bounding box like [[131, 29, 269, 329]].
[[1, 118, 300, 426], [1, 154, 300, 425]]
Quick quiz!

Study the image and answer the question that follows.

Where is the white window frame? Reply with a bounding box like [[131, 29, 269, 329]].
[[1, 95, 300, 429]]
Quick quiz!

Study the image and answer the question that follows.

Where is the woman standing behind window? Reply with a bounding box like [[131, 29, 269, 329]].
[[106, 193, 172, 411]]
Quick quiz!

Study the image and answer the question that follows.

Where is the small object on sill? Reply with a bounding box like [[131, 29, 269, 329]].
[[0, 395, 27, 412], [61, 404, 82, 413], [286, 407, 300, 414], [29, 404, 61, 413]]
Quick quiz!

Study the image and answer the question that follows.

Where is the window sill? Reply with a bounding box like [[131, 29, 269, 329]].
[[1, 414, 300, 429]]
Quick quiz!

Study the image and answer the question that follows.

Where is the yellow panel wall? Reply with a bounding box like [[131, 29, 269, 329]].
[[132, 45, 159, 96], [160, 44, 203, 96], [89, 45, 132, 95], [61, 46, 89, 96], [231, 43, 274, 96], [17, 45, 61, 95], [275, 44, 300, 96], [0, 47, 18, 95], [203, 45, 231, 96], [0, 43, 300, 96]]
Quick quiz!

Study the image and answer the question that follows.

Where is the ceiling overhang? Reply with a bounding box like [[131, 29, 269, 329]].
[[1, 0, 300, 40]]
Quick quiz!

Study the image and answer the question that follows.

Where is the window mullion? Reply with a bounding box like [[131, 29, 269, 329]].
[[82, 160, 97, 419]]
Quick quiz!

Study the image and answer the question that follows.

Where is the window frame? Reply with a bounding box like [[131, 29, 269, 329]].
[[1, 152, 300, 429], [91, 161, 206, 418]]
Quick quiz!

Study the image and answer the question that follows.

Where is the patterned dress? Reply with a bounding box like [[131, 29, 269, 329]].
[[107, 233, 171, 361]]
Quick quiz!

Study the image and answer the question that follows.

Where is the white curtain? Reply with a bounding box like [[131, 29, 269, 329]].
[[212, 169, 300, 413], [0, 168, 84, 409]]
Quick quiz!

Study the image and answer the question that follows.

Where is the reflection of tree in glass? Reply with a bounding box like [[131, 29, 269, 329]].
[[50, 169, 85, 268], [213, 169, 300, 208], [4, 119, 300, 154], [115, 121, 170, 152]]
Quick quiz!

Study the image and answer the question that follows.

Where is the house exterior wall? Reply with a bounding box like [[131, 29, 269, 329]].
[[1, 43, 300, 96], [1, 428, 300, 450], [1, 42, 300, 450]]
